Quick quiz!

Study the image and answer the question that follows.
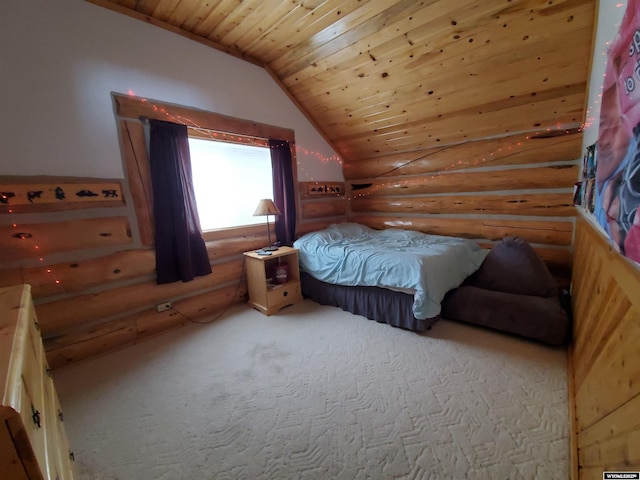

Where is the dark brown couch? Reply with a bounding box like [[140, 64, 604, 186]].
[[441, 237, 572, 346]]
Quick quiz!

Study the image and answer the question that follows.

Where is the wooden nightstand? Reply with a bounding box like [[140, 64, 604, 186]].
[[244, 246, 303, 315]]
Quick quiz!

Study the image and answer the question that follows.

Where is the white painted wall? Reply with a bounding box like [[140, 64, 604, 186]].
[[0, 0, 343, 182]]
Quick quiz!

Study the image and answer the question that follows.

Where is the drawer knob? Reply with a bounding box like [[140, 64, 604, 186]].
[[58, 409, 64, 422], [69, 451, 75, 462], [283, 291, 288, 297], [31, 405, 41, 429]]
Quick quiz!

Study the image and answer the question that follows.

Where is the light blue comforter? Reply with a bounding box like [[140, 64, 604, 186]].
[[293, 223, 488, 320]]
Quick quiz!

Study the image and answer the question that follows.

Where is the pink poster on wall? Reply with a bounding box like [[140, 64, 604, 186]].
[[596, 0, 640, 263]]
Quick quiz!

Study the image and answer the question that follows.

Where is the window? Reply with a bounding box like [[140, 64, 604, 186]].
[[113, 93, 297, 246], [189, 137, 273, 231]]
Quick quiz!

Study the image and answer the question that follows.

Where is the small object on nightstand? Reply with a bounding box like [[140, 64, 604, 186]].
[[274, 259, 290, 284], [256, 250, 272, 256]]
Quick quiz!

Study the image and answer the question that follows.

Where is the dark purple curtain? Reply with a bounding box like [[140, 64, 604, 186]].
[[148, 119, 211, 284], [269, 139, 296, 246]]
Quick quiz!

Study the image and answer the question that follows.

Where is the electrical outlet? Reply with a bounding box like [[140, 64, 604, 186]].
[[157, 302, 172, 313]]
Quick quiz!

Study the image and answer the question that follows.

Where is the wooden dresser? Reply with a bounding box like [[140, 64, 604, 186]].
[[0, 284, 75, 480]]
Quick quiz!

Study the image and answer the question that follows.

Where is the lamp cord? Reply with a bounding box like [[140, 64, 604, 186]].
[[167, 257, 247, 325]]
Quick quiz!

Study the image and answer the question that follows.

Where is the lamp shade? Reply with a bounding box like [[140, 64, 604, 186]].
[[253, 199, 281, 216]]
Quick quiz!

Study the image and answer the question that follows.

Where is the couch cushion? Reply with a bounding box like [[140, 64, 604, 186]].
[[441, 285, 571, 346], [464, 236, 558, 297]]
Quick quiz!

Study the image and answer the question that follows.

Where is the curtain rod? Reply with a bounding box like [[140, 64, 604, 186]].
[[137, 115, 276, 144]]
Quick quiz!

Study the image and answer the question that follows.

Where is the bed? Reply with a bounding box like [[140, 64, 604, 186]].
[[293, 223, 488, 332]]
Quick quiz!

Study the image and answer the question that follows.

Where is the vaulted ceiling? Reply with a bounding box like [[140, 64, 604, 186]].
[[89, 0, 597, 162]]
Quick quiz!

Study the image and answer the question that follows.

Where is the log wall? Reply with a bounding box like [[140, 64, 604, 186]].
[[0, 174, 259, 369], [344, 130, 580, 280], [570, 215, 640, 478], [297, 181, 347, 235], [0, 95, 319, 370]]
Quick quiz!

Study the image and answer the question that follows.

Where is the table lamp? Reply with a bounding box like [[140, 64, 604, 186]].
[[253, 198, 281, 251]]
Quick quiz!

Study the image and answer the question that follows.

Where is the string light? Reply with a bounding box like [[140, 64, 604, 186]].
[[348, 127, 580, 200], [5, 201, 64, 288], [127, 92, 345, 182]]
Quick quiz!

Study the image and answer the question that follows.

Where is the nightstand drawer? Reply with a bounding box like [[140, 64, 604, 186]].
[[266, 282, 301, 306]]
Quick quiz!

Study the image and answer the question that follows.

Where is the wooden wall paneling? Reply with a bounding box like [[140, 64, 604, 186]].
[[346, 216, 571, 275], [346, 165, 578, 197], [95, 0, 595, 164], [87, 0, 263, 66], [206, 0, 294, 48], [338, 93, 586, 159], [347, 215, 574, 246], [271, 0, 420, 77], [342, 132, 582, 179], [579, 467, 614, 480], [571, 221, 636, 390], [299, 182, 345, 199], [202, 224, 282, 258], [321, 40, 587, 140], [573, 280, 631, 390], [0, 249, 156, 299], [201, 224, 264, 242], [119, 119, 154, 246], [0, 217, 132, 262], [206, 236, 265, 261], [295, 220, 342, 239], [0, 179, 124, 213], [350, 192, 575, 217], [578, 394, 640, 468], [528, 246, 572, 274], [579, 423, 640, 470], [46, 314, 137, 370], [285, 0, 592, 90], [570, 215, 640, 475], [248, 1, 363, 63], [281, 0, 590, 91], [114, 94, 295, 142], [0, 233, 267, 301], [301, 199, 347, 220], [574, 306, 640, 432], [306, 18, 589, 102], [36, 258, 244, 338], [481, 219, 573, 247], [135, 284, 247, 338], [473, 240, 571, 274], [174, 1, 226, 33], [45, 283, 247, 370], [245, 1, 362, 62]]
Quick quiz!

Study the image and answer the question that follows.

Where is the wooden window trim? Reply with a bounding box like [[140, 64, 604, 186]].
[[113, 93, 299, 246]]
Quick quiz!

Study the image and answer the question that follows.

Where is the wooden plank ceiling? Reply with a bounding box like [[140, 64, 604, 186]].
[[89, 0, 596, 162]]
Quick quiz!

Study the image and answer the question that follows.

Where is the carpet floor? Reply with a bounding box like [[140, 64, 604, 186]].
[[53, 300, 569, 480]]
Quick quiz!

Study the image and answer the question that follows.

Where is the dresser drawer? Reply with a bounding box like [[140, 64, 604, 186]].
[[43, 370, 75, 480], [13, 331, 48, 476], [1, 284, 75, 480]]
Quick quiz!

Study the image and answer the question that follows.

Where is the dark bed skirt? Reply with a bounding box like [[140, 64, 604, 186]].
[[300, 272, 438, 332]]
